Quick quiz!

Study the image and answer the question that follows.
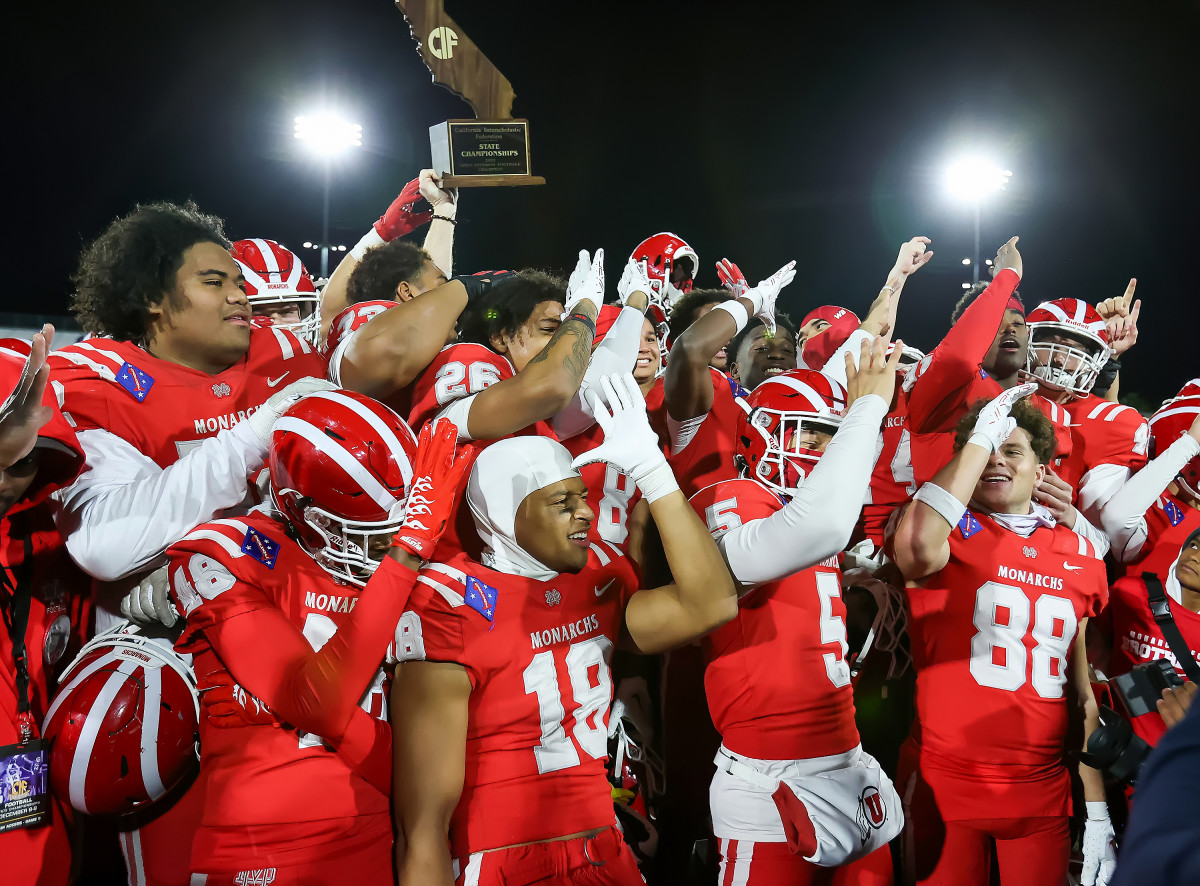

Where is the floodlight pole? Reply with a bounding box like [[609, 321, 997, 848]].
[[321, 159, 332, 278], [972, 199, 981, 284]]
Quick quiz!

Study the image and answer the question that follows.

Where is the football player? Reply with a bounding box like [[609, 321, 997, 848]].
[[690, 340, 905, 886], [318, 169, 457, 343], [391, 372, 736, 885], [1095, 387, 1200, 746], [47, 200, 331, 886], [892, 386, 1112, 886], [231, 239, 323, 346], [165, 396, 467, 884], [666, 288, 734, 371], [0, 333, 88, 886]]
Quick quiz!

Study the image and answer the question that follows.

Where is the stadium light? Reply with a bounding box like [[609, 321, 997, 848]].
[[293, 114, 363, 155], [961, 257, 972, 265], [945, 157, 1013, 283], [292, 112, 363, 276]]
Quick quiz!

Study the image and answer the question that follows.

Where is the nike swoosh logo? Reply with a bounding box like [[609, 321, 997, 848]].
[[1063, 562, 1083, 572], [266, 373, 289, 388], [594, 578, 617, 598]]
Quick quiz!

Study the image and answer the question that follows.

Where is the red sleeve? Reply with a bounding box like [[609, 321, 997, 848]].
[[1083, 402, 1151, 471], [407, 343, 514, 430], [327, 708, 392, 794], [907, 268, 1020, 432], [395, 568, 490, 688], [169, 550, 418, 742]]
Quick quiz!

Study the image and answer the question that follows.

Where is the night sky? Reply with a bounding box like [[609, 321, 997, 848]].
[[13, 0, 1198, 406]]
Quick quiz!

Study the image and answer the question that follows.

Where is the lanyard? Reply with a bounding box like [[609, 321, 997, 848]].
[[1, 535, 36, 742]]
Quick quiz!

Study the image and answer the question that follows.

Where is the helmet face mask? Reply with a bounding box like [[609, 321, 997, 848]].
[[300, 502, 406, 585], [630, 232, 697, 309], [736, 370, 847, 499], [232, 238, 323, 346], [1024, 299, 1111, 399]]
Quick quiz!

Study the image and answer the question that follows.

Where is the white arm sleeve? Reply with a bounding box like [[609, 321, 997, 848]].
[[1101, 433, 1200, 563], [718, 394, 890, 586], [1069, 509, 1111, 561], [819, 329, 873, 387], [436, 395, 477, 442], [552, 306, 645, 441], [49, 421, 267, 582]]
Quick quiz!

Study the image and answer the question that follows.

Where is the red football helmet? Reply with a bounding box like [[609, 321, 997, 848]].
[[886, 341, 926, 368], [41, 627, 199, 815], [232, 239, 321, 345], [629, 232, 698, 310], [1149, 393, 1200, 501], [269, 389, 419, 585], [1025, 298, 1111, 398], [736, 369, 847, 498]]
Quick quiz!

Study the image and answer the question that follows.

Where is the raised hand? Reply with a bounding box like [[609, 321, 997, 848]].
[[715, 258, 749, 299], [741, 261, 798, 334], [390, 419, 473, 561], [563, 248, 605, 315], [452, 269, 516, 302], [0, 324, 55, 470], [418, 168, 457, 211], [967, 382, 1038, 452], [572, 373, 678, 503], [616, 257, 653, 312], [991, 236, 1023, 279], [1096, 278, 1140, 357], [889, 236, 934, 281], [373, 176, 433, 241], [845, 336, 903, 407]]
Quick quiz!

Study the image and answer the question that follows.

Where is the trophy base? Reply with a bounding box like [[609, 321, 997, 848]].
[[442, 174, 546, 188]]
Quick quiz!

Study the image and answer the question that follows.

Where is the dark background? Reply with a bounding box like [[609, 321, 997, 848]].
[[10, 0, 1197, 405]]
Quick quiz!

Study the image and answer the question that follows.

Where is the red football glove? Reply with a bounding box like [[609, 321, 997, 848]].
[[199, 669, 276, 729], [716, 258, 748, 298], [390, 419, 473, 560], [373, 176, 433, 242]]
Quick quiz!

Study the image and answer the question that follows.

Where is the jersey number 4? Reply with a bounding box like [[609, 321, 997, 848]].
[[522, 637, 614, 774], [970, 581, 1077, 698]]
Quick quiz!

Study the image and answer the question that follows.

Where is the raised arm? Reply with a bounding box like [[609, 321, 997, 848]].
[[0, 323, 54, 470], [664, 260, 794, 421], [893, 383, 1037, 580], [719, 337, 900, 586], [320, 174, 437, 342], [572, 373, 736, 653], [391, 660, 471, 886]]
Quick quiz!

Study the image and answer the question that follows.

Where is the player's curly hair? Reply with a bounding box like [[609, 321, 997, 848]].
[[950, 282, 1024, 325], [668, 288, 731, 343], [70, 201, 230, 341], [345, 240, 432, 305], [726, 313, 798, 375], [458, 271, 567, 349], [953, 396, 1057, 465]]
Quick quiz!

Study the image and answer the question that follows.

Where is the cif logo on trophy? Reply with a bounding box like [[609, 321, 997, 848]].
[[395, 0, 545, 188]]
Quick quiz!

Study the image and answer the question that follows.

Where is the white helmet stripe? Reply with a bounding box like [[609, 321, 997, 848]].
[[273, 416, 399, 511], [42, 651, 116, 730], [69, 657, 141, 815], [139, 664, 166, 801], [1153, 404, 1200, 422], [1073, 299, 1087, 323], [304, 391, 416, 490], [1040, 302, 1072, 323], [250, 238, 281, 276]]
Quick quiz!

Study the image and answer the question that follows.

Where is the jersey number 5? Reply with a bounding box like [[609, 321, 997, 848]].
[[522, 637, 614, 774], [970, 581, 1077, 698]]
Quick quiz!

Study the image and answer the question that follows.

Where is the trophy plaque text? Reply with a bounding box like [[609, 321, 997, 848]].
[[395, 0, 545, 188]]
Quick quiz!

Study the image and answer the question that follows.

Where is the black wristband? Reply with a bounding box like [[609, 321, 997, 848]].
[[1094, 356, 1121, 394], [432, 215, 457, 225], [566, 310, 597, 336]]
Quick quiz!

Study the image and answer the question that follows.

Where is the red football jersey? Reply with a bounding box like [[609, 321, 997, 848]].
[[906, 511, 1107, 819], [407, 342, 514, 432], [669, 368, 749, 499], [1058, 394, 1150, 507], [860, 384, 913, 547], [398, 543, 638, 856], [168, 512, 390, 867], [49, 329, 327, 467], [1101, 493, 1200, 745], [690, 478, 860, 760], [324, 299, 397, 356]]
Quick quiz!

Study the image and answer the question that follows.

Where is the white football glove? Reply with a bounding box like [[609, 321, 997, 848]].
[[967, 382, 1038, 453], [572, 373, 678, 503], [616, 257, 653, 309], [740, 261, 797, 334], [563, 248, 605, 316], [1080, 805, 1117, 886], [119, 566, 178, 629], [246, 377, 338, 447]]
